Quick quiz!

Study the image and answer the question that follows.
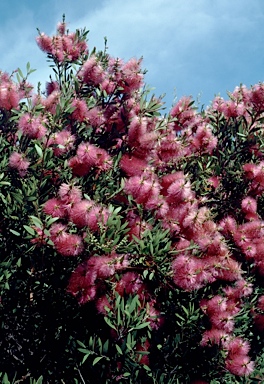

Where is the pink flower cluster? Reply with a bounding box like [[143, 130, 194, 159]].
[[220, 200, 264, 277], [46, 129, 76, 156], [18, 113, 47, 140], [200, 282, 254, 376], [68, 141, 112, 176], [243, 162, 264, 196], [0, 71, 21, 110], [9, 152, 30, 177], [78, 55, 143, 96], [36, 22, 88, 63], [44, 182, 110, 234], [67, 254, 129, 304]]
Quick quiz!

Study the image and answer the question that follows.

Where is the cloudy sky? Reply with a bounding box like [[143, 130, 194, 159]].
[[0, 0, 263, 111]]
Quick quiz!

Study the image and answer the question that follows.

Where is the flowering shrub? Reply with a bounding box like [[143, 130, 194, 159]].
[[1, 16, 264, 384]]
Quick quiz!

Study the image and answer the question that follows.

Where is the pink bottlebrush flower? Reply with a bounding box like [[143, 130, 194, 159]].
[[218, 215, 237, 236], [68, 156, 91, 177], [86, 205, 110, 232], [18, 113, 47, 139], [47, 129, 76, 156], [119, 154, 148, 177], [191, 124, 218, 154], [172, 255, 204, 291], [210, 311, 235, 333], [120, 57, 144, 93], [200, 329, 230, 347], [124, 173, 156, 205], [200, 295, 227, 317], [58, 183, 82, 204], [69, 199, 95, 228], [0, 82, 20, 110], [76, 142, 99, 166], [241, 196, 257, 215], [57, 21, 66, 35], [78, 56, 104, 86], [234, 279, 253, 297], [167, 178, 194, 205], [135, 339, 150, 366], [71, 98, 89, 122], [160, 172, 185, 196], [88, 255, 116, 278], [9, 152, 30, 177], [170, 96, 196, 132], [86, 106, 106, 128], [227, 337, 251, 357], [101, 78, 116, 95], [207, 176, 220, 189], [216, 257, 242, 281], [249, 83, 264, 112], [115, 272, 145, 297], [30, 226, 46, 246], [43, 90, 60, 114], [257, 295, 264, 311], [113, 254, 130, 271], [46, 81, 59, 96], [54, 232, 84, 256], [232, 84, 251, 105], [241, 242, 257, 259], [223, 279, 253, 299], [49, 223, 68, 243], [146, 302, 163, 330], [243, 163, 258, 179], [155, 129, 186, 164], [225, 298, 241, 316], [69, 143, 111, 176], [96, 295, 112, 315], [36, 33, 53, 53], [94, 147, 113, 172], [126, 213, 151, 240], [155, 198, 169, 219], [67, 261, 97, 304], [225, 354, 254, 377], [43, 197, 66, 219], [127, 116, 147, 149]]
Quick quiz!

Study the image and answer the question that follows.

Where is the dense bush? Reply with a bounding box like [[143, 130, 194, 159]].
[[1, 16, 264, 383]]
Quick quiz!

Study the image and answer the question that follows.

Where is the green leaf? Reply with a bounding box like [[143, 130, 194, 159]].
[[93, 356, 104, 366], [23, 225, 36, 236], [123, 372, 131, 377], [35, 143, 43, 158], [130, 322, 150, 331], [104, 316, 117, 330], [76, 340, 86, 348], [10, 229, 20, 236], [35, 377, 43, 384], [29, 216, 42, 228], [115, 344, 123, 355], [17, 67, 24, 78]]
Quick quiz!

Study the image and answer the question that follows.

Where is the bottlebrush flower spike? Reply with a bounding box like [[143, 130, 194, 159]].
[[119, 154, 148, 177], [225, 355, 255, 377], [9, 152, 30, 177], [53, 232, 84, 256], [18, 113, 47, 139], [71, 98, 89, 122]]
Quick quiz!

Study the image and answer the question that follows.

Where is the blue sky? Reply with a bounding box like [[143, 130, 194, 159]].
[[1, 0, 264, 111]]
